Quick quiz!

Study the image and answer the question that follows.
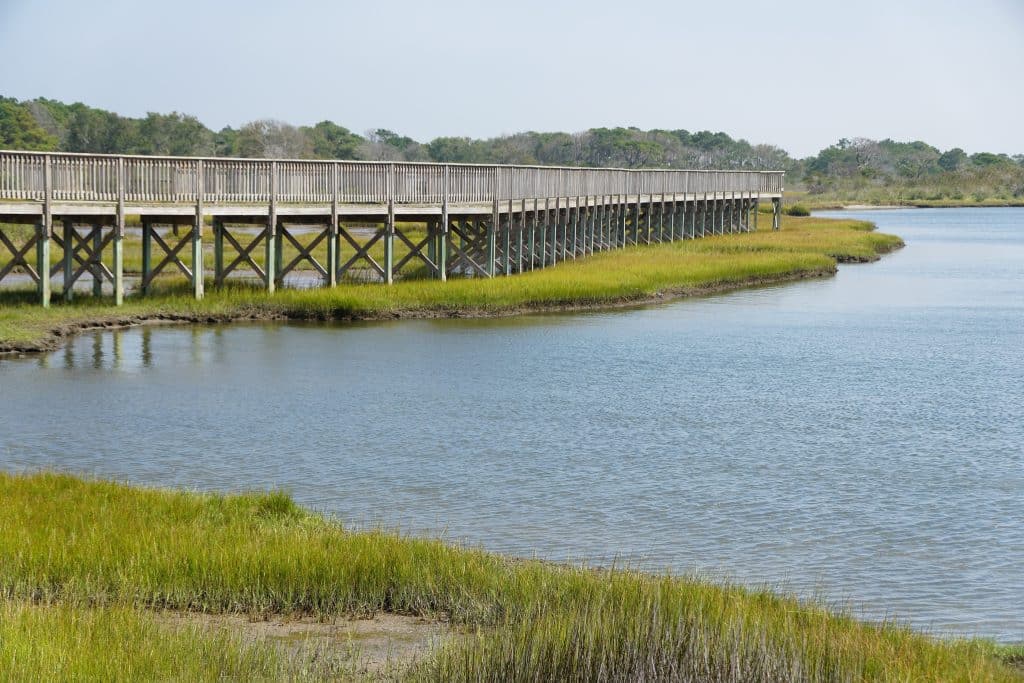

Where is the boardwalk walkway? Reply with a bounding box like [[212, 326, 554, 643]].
[[0, 151, 784, 306]]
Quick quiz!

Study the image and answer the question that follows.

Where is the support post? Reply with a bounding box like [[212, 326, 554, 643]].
[[772, 197, 781, 231], [266, 161, 278, 293], [39, 156, 52, 307], [212, 219, 223, 286], [141, 220, 153, 294], [439, 166, 449, 280], [91, 224, 103, 298], [328, 162, 339, 286], [114, 156, 125, 305], [530, 198, 538, 270], [384, 163, 395, 284], [518, 198, 526, 273], [754, 198, 759, 231], [36, 221, 50, 308], [62, 220, 74, 302], [505, 199, 513, 275], [487, 199, 498, 277]]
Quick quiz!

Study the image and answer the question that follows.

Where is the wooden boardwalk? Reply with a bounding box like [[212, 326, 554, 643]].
[[0, 151, 784, 306]]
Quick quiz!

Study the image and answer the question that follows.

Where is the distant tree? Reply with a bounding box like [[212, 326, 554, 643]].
[[937, 148, 967, 172], [0, 99, 58, 150], [426, 136, 483, 163], [65, 105, 140, 153], [137, 112, 214, 156], [305, 121, 363, 159], [214, 127, 238, 156], [234, 120, 311, 158], [970, 152, 1008, 167]]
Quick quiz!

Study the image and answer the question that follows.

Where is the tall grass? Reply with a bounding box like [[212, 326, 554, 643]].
[[0, 600, 287, 681], [0, 472, 1017, 681], [0, 215, 902, 351]]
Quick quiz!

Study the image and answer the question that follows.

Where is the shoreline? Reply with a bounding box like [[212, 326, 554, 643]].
[[0, 214, 905, 357], [0, 265, 843, 356], [799, 200, 1024, 211]]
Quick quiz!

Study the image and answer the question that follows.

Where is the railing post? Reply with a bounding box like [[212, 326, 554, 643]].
[[114, 156, 125, 305], [328, 162, 339, 286], [192, 159, 204, 299], [438, 165, 448, 281], [266, 161, 277, 292], [384, 162, 395, 284], [37, 155, 52, 307]]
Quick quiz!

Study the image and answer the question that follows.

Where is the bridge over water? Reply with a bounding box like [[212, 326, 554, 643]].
[[0, 151, 784, 306]]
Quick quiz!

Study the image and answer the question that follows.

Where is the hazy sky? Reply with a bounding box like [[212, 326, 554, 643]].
[[1, 0, 1022, 158]]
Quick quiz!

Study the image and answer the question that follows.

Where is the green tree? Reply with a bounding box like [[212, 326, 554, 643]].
[[0, 99, 58, 150], [136, 112, 214, 156], [937, 148, 967, 172], [305, 121, 363, 159]]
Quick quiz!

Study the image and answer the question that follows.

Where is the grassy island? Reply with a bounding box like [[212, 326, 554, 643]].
[[0, 472, 1020, 681], [1, 214, 902, 354]]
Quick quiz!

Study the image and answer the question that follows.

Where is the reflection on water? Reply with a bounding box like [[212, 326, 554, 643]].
[[2, 208, 1023, 643]]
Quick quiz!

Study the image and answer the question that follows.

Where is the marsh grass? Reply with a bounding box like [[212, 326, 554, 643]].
[[0, 472, 1018, 681], [0, 215, 902, 351], [0, 599, 288, 681]]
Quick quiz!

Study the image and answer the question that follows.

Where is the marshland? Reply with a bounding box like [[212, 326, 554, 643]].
[[2, 208, 1023, 679]]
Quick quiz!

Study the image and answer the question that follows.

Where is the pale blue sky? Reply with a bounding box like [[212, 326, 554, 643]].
[[1, 0, 1021, 157]]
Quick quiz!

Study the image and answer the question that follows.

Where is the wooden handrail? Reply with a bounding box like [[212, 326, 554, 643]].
[[0, 150, 784, 205]]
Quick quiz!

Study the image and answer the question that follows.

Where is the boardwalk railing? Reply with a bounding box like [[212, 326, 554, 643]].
[[0, 151, 784, 205], [1, 150, 786, 309]]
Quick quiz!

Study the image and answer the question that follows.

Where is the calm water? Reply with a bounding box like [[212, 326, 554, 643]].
[[2, 208, 1022, 642]]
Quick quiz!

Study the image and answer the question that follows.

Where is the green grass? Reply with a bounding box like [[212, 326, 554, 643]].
[[783, 187, 1024, 209], [0, 215, 903, 352], [0, 472, 1018, 681], [0, 600, 289, 681]]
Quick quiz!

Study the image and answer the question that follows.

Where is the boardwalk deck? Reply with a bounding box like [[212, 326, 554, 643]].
[[0, 151, 784, 306]]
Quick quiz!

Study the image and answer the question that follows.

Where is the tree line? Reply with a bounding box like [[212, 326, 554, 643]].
[[2, 95, 1022, 200]]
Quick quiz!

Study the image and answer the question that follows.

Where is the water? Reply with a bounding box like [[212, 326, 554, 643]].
[[2, 208, 1022, 642]]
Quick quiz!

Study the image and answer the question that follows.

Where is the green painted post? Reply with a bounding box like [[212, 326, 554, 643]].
[[658, 194, 666, 242], [504, 200, 512, 275], [518, 199, 526, 273], [141, 220, 152, 294], [529, 200, 537, 270], [265, 219, 276, 294], [384, 210, 395, 284], [438, 216, 448, 281], [36, 221, 50, 308], [548, 198, 557, 267], [327, 220, 338, 286], [113, 229, 124, 306], [487, 200, 497, 277], [541, 198, 550, 267], [668, 196, 676, 241], [62, 220, 74, 302], [274, 229, 284, 287], [191, 217, 204, 300], [212, 219, 223, 286]]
